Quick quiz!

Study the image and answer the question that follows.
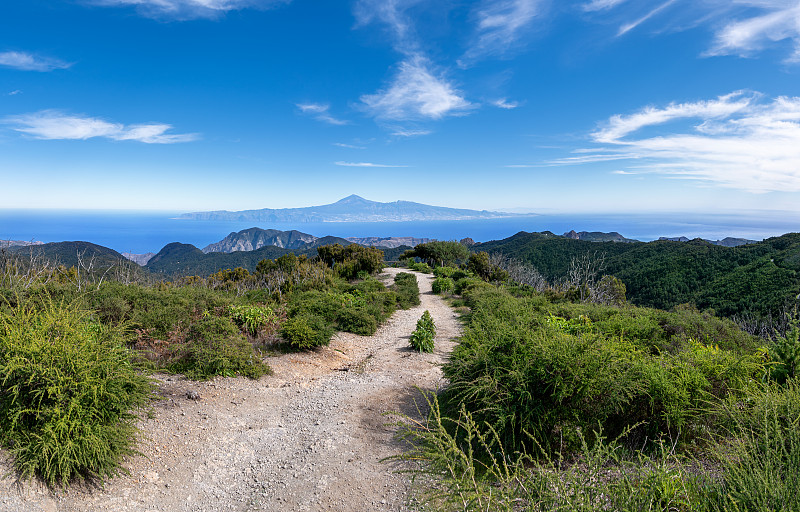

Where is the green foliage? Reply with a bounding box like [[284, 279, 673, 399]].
[[317, 243, 384, 279], [337, 307, 379, 336], [474, 232, 800, 320], [280, 313, 333, 349], [466, 252, 509, 282], [440, 286, 764, 454], [227, 303, 279, 336], [403, 241, 470, 268], [406, 260, 434, 273], [410, 310, 436, 353], [392, 272, 421, 309], [0, 298, 153, 487], [167, 316, 270, 380], [432, 276, 455, 294], [768, 313, 800, 384]]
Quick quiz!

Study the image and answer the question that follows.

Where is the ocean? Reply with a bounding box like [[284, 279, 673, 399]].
[[1, 209, 799, 255]]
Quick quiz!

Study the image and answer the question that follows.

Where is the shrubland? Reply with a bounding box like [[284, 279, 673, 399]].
[[400, 259, 800, 512], [0, 243, 419, 487]]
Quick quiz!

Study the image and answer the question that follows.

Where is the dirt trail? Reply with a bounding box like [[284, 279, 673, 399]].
[[1, 269, 461, 512]]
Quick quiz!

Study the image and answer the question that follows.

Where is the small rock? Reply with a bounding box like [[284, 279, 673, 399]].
[[187, 390, 201, 400]]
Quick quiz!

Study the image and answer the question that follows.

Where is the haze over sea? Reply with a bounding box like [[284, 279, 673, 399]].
[[2, 210, 798, 255]]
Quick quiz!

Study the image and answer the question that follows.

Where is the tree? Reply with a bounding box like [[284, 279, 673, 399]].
[[403, 241, 469, 268]]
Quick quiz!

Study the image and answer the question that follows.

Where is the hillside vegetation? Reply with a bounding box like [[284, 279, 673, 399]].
[[0, 242, 419, 487], [474, 231, 800, 320], [398, 259, 800, 512]]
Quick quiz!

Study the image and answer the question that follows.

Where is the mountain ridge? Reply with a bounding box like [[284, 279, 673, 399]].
[[178, 195, 523, 223]]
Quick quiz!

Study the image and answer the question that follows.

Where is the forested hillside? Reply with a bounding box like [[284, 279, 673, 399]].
[[474, 231, 800, 318]]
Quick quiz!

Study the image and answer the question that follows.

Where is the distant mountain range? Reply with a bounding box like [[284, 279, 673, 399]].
[[199, 227, 433, 254], [178, 195, 522, 223], [658, 236, 756, 247], [563, 230, 638, 243]]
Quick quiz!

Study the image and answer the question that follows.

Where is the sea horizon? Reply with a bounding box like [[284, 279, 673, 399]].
[[2, 208, 799, 255]]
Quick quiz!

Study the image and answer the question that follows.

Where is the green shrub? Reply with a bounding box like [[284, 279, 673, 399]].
[[433, 266, 459, 278], [0, 298, 153, 487], [393, 272, 420, 309], [337, 307, 379, 336], [228, 303, 278, 336], [432, 276, 455, 294], [440, 287, 765, 453], [410, 310, 436, 353], [280, 313, 333, 349], [768, 315, 800, 384], [167, 316, 270, 380]]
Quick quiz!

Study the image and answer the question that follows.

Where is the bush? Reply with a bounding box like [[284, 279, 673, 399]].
[[440, 287, 765, 453], [228, 303, 279, 336], [281, 313, 334, 349], [167, 316, 271, 380], [432, 276, 455, 294], [410, 310, 436, 353], [0, 298, 153, 487], [337, 307, 379, 336], [393, 272, 421, 309]]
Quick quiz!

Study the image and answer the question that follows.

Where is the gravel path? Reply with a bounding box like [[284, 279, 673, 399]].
[[1, 269, 460, 512]]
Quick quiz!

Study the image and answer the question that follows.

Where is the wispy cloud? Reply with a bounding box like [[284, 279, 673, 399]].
[[8, 90, 22, 96], [333, 142, 366, 149], [361, 56, 472, 121], [0, 51, 71, 72], [493, 98, 519, 109], [334, 161, 409, 167], [572, 91, 800, 192], [86, 0, 289, 20], [461, 0, 543, 64], [590, 1, 800, 62], [708, 2, 800, 62], [617, 0, 678, 37], [3, 110, 198, 143], [583, 0, 629, 12], [296, 103, 348, 125], [391, 128, 432, 137]]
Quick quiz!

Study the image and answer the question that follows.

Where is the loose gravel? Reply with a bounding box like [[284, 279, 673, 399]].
[[0, 269, 461, 512]]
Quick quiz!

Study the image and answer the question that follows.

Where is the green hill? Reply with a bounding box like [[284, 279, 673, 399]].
[[474, 232, 800, 318]]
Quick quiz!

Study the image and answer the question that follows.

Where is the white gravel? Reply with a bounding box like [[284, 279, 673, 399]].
[[0, 269, 461, 512]]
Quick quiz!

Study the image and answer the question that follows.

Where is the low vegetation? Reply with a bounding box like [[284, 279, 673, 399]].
[[0, 243, 419, 488], [410, 310, 436, 353], [396, 262, 800, 512]]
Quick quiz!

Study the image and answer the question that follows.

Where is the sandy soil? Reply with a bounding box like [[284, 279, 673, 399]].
[[0, 269, 460, 512]]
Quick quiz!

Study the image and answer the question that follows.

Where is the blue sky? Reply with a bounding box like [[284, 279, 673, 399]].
[[1, 0, 800, 213]]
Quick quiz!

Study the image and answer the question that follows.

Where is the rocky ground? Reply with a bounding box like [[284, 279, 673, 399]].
[[0, 269, 461, 512]]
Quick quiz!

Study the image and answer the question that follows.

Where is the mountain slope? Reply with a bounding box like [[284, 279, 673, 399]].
[[179, 195, 521, 222], [202, 228, 317, 253]]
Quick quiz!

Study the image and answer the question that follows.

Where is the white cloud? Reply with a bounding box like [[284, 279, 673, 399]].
[[353, 0, 420, 52], [575, 92, 800, 193], [593, 91, 757, 142], [708, 2, 800, 61], [3, 110, 198, 143], [390, 128, 432, 137], [617, 0, 678, 36], [493, 98, 519, 109], [590, 1, 800, 62], [461, 0, 542, 63], [8, 90, 22, 96], [87, 0, 289, 19], [296, 103, 348, 125], [361, 56, 472, 121], [0, 51, 71, 72], [333, 142, 366, 149], [334, 161, 409, 167], [583, 0, 629, 12]]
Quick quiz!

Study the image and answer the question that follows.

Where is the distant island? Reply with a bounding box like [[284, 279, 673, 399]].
[[178, 194, 524, 223]]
